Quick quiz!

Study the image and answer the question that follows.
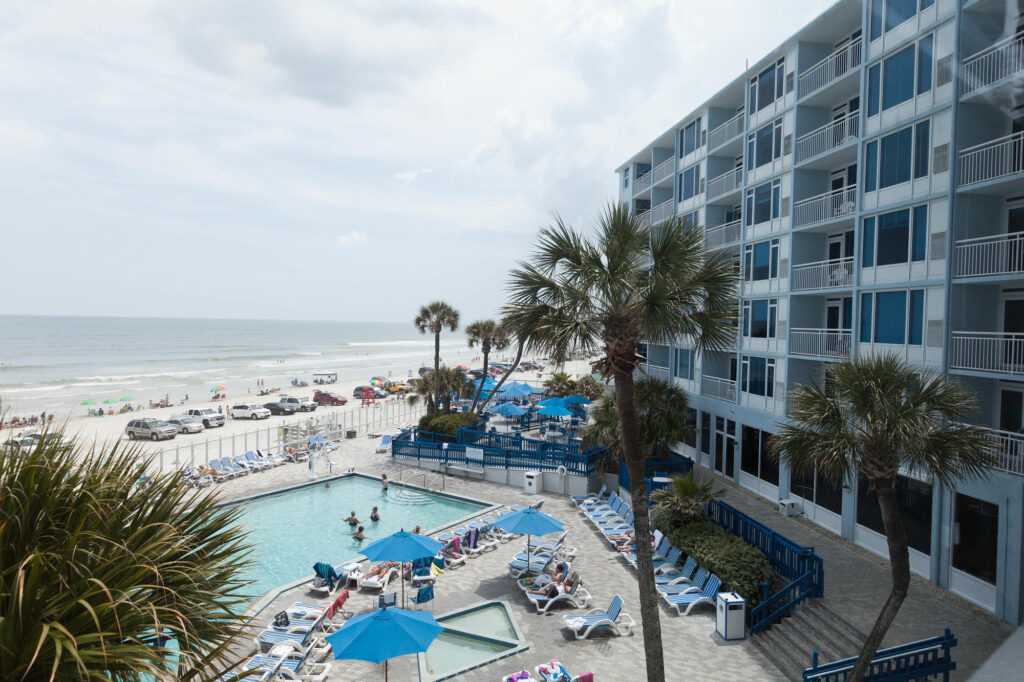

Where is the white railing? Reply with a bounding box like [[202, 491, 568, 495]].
[[799, 39, 862, 96], [634, 171, 652, 194], [793, 185, 856, 227], [950, 331, 1024, 375], [651, 199, 674, 224], [708, 112, 744, 150], [701, 375, 737, 402], [637, 210, 651, 227], [959, 131, 1024, 187], [955, 232, 1024, 278], [707, 167, 742, 199], [652, 157, 674, 184], [790, 328, 851, 358], [962, 33, 1024, 95], [646, 364, 670, 381], [974, 425, 1024, 477], [796, 112, 859, 161], [705, 219, 742, 249], [791, 257, 854, 290]]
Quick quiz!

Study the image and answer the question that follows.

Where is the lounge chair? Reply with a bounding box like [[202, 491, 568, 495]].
[[523, 532, 577, 560], [254, 640, 333, 682], [474, 520, 512, 544], [359, 563, 399, 592], [651, 547, 683, 575], [233, 454, 266, 472], [218, 456, 249, 477], [466, 523, 501, 551], [625, 539, 677, 567], [181, 466, 214, 487], [375, 434, 395, 453], [571, 484, 608, 507], [660, 574, 721, 616], [525, 573, 592, 613], [243, 451, 273, 471], [207, 459, 237, 480], [654, 557, 697, 585], [562, 595, 636, 640], [584, 498, 625, 521], [517, 560, 571, 591], [409, 584, 435, 610], [310, 561, 360, 596], [460, 528, 488, 557], [378, 592, 397, 609], [536, 660, 572, 682], [657, 566, 708, 595], [508, 553, 552, 579], [409, 557, 436, 587], [441, 538, 467, 568], [503, 671, 538, 682], [254, 449, 285, 466], [597, 510, 634, 535], [579, 491, 618, 513]]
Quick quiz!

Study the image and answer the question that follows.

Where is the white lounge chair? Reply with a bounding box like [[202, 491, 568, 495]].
[[358, 564, 398, 592], [660, 574, 721, 616], [525, 573, 592, 613], [562, 595, 635, 639]]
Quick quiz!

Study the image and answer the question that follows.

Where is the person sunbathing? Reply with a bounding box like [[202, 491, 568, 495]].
[[365, 561, 398, 578], [528, 576, 574, 598], [197, 464, 225, 477]]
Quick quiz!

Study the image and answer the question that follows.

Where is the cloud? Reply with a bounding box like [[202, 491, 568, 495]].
[[394, 167, 433, 184], [336, 230, 367, 248]]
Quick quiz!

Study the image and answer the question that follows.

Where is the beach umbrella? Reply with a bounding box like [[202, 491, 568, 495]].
[[118, 396, 133, 402], [491, 507, 563, 577], [210, 385, 227, 393], [538, 404, 572, 418], [326, 607, 442, 681], [563, 394, 591, 405], [360, 530, 443, 607], [499, 384, 532, 397], [490, 403, 526, 417], [102, 398, 118, 404], [80, 400, 95, 405], [537, 397, 565, 408]]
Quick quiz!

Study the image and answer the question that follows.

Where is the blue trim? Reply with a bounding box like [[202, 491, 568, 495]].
[[802, 628, 956, 681]]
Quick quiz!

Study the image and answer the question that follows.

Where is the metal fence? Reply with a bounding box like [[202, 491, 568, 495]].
[[803, 629, 957, 681], [798, 38, 861, 96]]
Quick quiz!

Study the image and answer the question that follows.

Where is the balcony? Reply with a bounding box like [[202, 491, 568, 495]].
[[796, 112, 859, 162], [949, 331, 1024, 375], [961, 33, 1024, 97], [799, 39, 862, 97], [637, 210, 651, 227], [791, 257, 853, 291], [701, 375, 736, 402], [954, 233, 1024, 278], [650, 199, 674, 225], [646, 364, 670, 381], [705, 219, 741, 250], [958, 131, 1024, 187], [975, 426, 1024, 477], [634, 171, 652, 194], [652, 157, 674, 185], [707, 167, 743, 199], [790, 328, 851, 358], [793, 185, 856, 227], [708, 112, 744, 150]]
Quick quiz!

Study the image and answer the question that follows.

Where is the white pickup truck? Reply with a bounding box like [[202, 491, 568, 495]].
[[185, 408, 226, 428]]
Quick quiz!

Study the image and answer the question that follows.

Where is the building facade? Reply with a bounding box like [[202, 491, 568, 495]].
[[618, 0, 1024, 624]]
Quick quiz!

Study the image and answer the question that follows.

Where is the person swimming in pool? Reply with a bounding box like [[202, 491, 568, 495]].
[[412, 525, 421, 534], [343, 511, 360, 527], [369, 506, 380, 522], [348, 526, 367, 542], [380, 474, 388, 493]]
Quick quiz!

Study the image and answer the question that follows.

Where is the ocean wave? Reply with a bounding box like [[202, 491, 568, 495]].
[[346, 340, 458, 347]]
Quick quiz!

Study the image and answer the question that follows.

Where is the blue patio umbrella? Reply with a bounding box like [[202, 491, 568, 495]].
[[326, 607, 442, 681], [490, 402, 527, 417], [360, 530, 443, 606], [501, 384, 534, 398], [537, 397, 566, 408], [491, 507, 564, 577], [563, 394, 592, 405], [538, 404, 572, 418]]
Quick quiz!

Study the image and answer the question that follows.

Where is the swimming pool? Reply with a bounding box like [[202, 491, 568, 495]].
[[230, 474, 490, 600], [418, 601, 529, 681]]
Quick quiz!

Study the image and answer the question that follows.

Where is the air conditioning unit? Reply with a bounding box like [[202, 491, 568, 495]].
[[779, 498, 802, 517]]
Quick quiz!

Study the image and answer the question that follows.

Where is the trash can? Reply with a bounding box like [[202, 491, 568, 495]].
[[715, 592, 746, 641], [346, 429, 357, 439], [523, 470, 540, 495]]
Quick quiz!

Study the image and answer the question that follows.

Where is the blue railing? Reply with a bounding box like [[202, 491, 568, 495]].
[[618, 456, 695, 495], [803, 629, 957, 681]]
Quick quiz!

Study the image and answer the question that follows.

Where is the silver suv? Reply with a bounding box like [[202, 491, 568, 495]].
[[125, 419, 177, 441], [185, 408, 226, 428], [279, 396, 317, 412]]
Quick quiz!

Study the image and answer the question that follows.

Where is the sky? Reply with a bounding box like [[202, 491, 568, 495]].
[[0, 0, 835, 323]]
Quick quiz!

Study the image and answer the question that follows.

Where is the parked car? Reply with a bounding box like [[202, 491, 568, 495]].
[[19, 429, 75, 449], [278, 395, 317, 412], [418, 366, 431, 377], [232, 403, 271, 420], [2, 437, 36, 455], [353, 385, 388, 399], [185, 408, 226, 429], [166, 416, 205, 434], [264, 401, 298, 416], [125, 419, 177, 441], [467, 369, 485, 381], [386, 381, 411, 393], [313, 390, 348, 406]]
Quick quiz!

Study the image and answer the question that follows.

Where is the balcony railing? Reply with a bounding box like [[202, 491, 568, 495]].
[[959, 131, 1024, 187], [975, 426, 1024, 477], [634, 171, 652, 194], [652, 157, 674, 184], [793, 185, 856, 227], [791, 257, 853, 290], [962, 33, 1024, 96], [702, 375, 736, 402], [646, 364, 670, 381], [705, 219, 741, 250], [955, 232, 1024, 278], [950, 331, 1024, 375], [651, 199, 674, 225], [708, 112, 744, 150], [799, 39, 862, 96], [637, 210, 651, 227], [790, 328, 851, 357], [707, 167, 743, 199], [796, 112, 859, 161]]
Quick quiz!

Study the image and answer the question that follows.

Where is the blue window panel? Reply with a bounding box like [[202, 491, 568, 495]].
[[747, 357, 767, 396], [748, 81, 757, 115], [743, 305, 751, 336], [886, 0, 916, 31], [860, 293, 873, 342], [878, 209, 910, 266], [745, 192, 754, 226], [867, 65, 881, 117], [753, 183, 772, 224], [865, 141, 878, 192], [769, 304, 777, 338], [750, 300, 769, 337], [756, 124, 773, 167], [917, 35, 933, 94], [752, 241, 772, 280], [863, 217, 876, 267], [773, 124, 782, 159], [747, 137, 755, 170], [843, 297, 853, 330], [919, 0, 934, 8], [914, 121, 930, 179], [880, 128, 913, 188], [875, 292, 907, 344], [912, 205, 927, 262], [771, 183, 781, 220], [870, 0, 884, 41], [883, 46, 915, 110], [757, 65, 776, 112], [908, 290, 924, 345]]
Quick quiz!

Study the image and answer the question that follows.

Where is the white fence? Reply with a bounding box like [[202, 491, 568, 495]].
[[705, 220, 742, 250], [796, 112, 859, 161], [708, 112, 744, 150], [790, 328, 851, 358], [975, 425, 1024, 477], [707, 167, 743, 199], [634, 170, 652, 194], [949, 331, 1024, 375], [799, 39, 862, 96], [793, 185, 857, 227], [791, 257, 853, 291], [651, 199, 675, 224], [652, 157, 674, 184], [961, 33, 1024, 96], [955, 232, 1024, 278], [959, 131, 1024, 187], [701, 375, 736, 402]]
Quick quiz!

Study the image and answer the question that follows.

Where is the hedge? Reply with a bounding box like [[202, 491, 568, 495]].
[[417, 412, 479, 441], [665, 520, 774, 607]]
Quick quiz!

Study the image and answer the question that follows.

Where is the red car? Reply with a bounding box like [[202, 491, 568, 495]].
[[313, 390, 348, 406]]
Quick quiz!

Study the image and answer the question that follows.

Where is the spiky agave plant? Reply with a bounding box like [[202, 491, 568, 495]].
[[0, 427, 254, 681]]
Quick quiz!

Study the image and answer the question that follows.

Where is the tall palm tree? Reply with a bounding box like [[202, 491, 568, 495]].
[[477, 312, 543, 413], [543, 371, 575, 397], [465, 319, 511, 412], [407, 366, 469, 414], [504, 204, 736, 681], [414, 301, 460, 415], [773, 355, 993, 680], [0, 429, 253, 681]]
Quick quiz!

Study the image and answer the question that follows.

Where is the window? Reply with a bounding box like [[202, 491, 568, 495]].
[[857, 474, 933, 555], [917, 34, 933, 94], [878, 209, 910, 266], [744, 179, 782, 226], [740, 426, 779, 485], [684, 408, 697, 449], [679, 164, 702, 200], [870, 0, 883, 41], [681, 118, 702, 157], [680, 210, 699, 228], [886, 0, 916, 31], [865, 141, 878, 192], [882, 46, 915, 109], [740, 356, 775, 397], [860, 289, 926, 344], [743, 238, 780, 281], [867, 65, 881, 117], [863, 216, 876, 267], [749, 58, 785, 113], [673, 348, 695, 380], [747, 119, 783, 169], [952, 493, 998, 585], [865, 124, 930, 191], [876, 291, 907, 343], [863, 205, 928, 267], [908, 289, 924, 344], [867, 35, 933, 115], [913, 121, 930, 179], [881, 127, 912, 187], [912, 205, 927, 261], [700, 411, 711, 455], [623, 168, 629, 189], [860, 292, 873, 342], [742, 299, 778, 338]]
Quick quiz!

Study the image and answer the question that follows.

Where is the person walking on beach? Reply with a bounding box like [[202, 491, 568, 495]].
[[370, 506, 380, 522], [380, 474, 388, 494], [344, 511, 360, 527]]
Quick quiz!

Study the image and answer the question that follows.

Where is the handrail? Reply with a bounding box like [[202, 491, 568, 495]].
[[799, 39, 862, 96], [959, 130, 1024, 186], [795, 112, 859, 161], [791, 257, 854, 290], [803, 629, 957, 681], [962, 32, 1024, 95], [652, 157, 674, 183], [650, 198, 674, 224], [708, 112, 744, 149], [707, 167, 743, 199], [793, 185, 856, 227], [705, 219, 742, 249], [955, 232, 1024, 277]]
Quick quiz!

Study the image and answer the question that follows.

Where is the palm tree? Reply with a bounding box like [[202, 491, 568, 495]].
[[504, 204, 736, 681], [477, 312, 543, 413], [0, 429, 253, 680], [651, 473, 725, 528], [465, 319, 511, 412], [543, 371, 574, 397], [773, 355, 993, 680], [414, 301, 460, 415], [407, 366, 468, 414]]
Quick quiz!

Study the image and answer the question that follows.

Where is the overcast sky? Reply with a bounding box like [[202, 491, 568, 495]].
[[0, 0, 834, 323]]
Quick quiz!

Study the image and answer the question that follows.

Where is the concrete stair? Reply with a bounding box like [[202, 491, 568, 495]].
[[751, 600, 869, 680]]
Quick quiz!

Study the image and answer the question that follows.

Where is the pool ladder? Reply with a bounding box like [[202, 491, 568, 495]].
[[395, 468, 445, 493]]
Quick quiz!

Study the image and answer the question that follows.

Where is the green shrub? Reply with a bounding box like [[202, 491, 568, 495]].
[[417, 412, 479, 441], [666, 521, 774, 606]]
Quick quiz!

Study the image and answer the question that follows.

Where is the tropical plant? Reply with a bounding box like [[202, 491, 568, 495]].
[[465, 319, 511, 412], [0, 429, 254, 681], [573, 375, 606, 401], [772, 355, 993, 680], [414, 301, 460, 415], [503, 204, 736, 681], [651, 472, 725, 528], [407, 366, 468, 414], [477, 311, 543, 413], [543, 371, 575, 397], [664, 521, 774, 607]]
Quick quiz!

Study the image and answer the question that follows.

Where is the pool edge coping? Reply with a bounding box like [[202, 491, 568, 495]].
[[416, 599, 530, 682]]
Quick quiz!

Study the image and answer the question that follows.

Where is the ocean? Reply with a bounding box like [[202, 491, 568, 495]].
[[0, 315, 490, 417]]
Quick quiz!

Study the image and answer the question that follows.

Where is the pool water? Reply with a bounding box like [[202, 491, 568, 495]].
[[233, 475, 487, 599], [439, 604, 517, 640], [419, 601, 528, 681]]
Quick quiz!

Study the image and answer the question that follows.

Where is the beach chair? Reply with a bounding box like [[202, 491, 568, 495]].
[[375, 434, 395, 453], [525, 573, 592, 613], [661, 575, 721, 616], [523, 532, 577, 560], [181, 466, 213, 487], [378, 592, 397, 609], [650, 547, 683, 575], [654, 557, 698, 586], [218, 456, 249, 477], [597, 510, 634, 536], [358, 563, 398, 592], [657, 566, 709, 595], [253, 640, 333, 682], [579, 491, 618, 513], [475, 520, 512, 544], [508, 553, 552, 579], [517, 560, 570, 591], [624, 537, 675, 567], [409, 584, 435, 611], [243, 451, 272, 471], [571, 484, 608, 508], [233, 454, 265, 473], [503, 671, 538, 682], [584, 498, 624, 521], [562, 595, 636, 640], [409, 557, 436, 587], [441, 537, 467, 568], [536, 660, 575, 682], [466, 523, 500, 552], [207, 459, 238, 480], [460, 528, 486, 557], [254, 449, 285, 467]]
